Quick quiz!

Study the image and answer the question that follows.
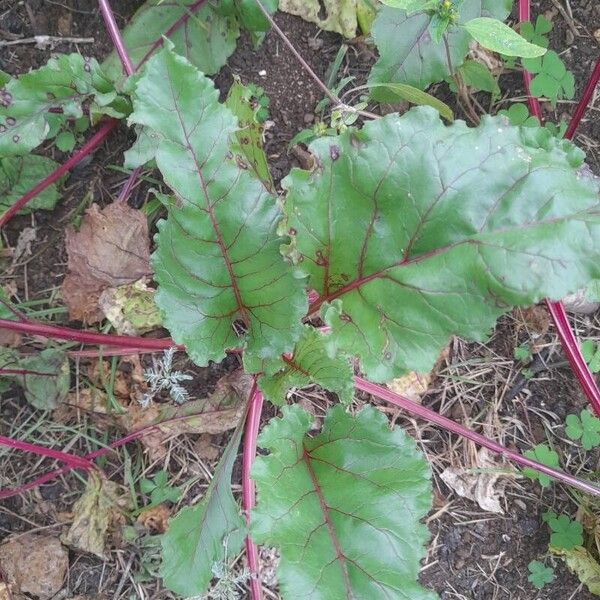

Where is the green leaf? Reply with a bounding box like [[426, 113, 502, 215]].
[[0, 53, 117, 157], [102, 1, 240, 81], [251, 405, 436, 599], [0, 348, 70, 410], [463, 18, 546, 58], [523, 444, 560, 488], [458, 59, 500, 96], [160, 414, 246, 596], [498, 103, 537, 127], [225, 77, 274, 191], [284, 107, 600, 381], [546, 514, 583, 550], [527, 560, 555, 589], [258, 327, 354, 405], [0, 70, 11, 87], [235, 0, 276, 32], [525, 51, 574, 106], [369, 0, 512, 94], [367, 82, 454, 121], [551, 546, 600, 595], [0, 155, 63, 214], [565, 409, 600, 450], [129, 46, 307, 367], [55, 130, 76, 153]]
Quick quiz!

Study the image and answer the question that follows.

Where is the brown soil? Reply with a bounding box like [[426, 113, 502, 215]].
[[1, 1, 600, 599]]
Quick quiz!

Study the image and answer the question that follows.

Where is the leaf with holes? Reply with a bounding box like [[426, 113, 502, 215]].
[[225, 77, 274, 191], [258, 326, 354, 405], [129, 46, 307, 367], [0, 155, 63, 213], [160, 414, 246, 596], [251, 404, 435, 599], [0, 53, 121, 157], [368, 0, 512, 96], [283, 108, 600, 382]]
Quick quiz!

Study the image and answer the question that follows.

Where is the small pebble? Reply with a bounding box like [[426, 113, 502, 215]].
[[303, 113, 314, 124]]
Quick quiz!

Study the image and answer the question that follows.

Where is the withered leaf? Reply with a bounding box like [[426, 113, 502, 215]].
[[61, 203, 151, 323], [122, 370, 252, 460], [61, 472, 130, 559]]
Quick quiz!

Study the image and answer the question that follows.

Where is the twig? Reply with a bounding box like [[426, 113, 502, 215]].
[[355, 376, 600, 497], [242, 382, 264, 600], [0, 35, 95, 47], [252, 0, 378, 121]]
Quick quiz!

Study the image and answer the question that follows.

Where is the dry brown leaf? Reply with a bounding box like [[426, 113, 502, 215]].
[[137, 504, 171, 533], [61, 472, 130, 559], [387, 344, 449, 403], [440, 448, 512, 514], [468, 40, 504, 74], [194, 433, 220, 461], [0, 534, 68, 600], [121, 370, 252, 460], [61, 203, 151, 323]]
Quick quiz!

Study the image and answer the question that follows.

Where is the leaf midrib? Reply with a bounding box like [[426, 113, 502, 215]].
[[167, 69, 251, 328]]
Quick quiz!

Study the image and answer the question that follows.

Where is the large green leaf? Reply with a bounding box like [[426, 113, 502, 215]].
[[0, 54, 117, 156], [129, 46, 307, 366], [369, 0, 512, 95], [0, 155, 63, 213], [160, 414, 246, 596], [258, 326, 354, 405], [283, 108, 600, 381], [251, 405, 436, 599]]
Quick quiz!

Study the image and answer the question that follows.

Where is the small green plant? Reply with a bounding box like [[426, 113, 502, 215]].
[[139, 470, 181, 505], [523, 444, 560, 488], [543, 512, 584, 550], [581, 340, 600, 374], [521, 16, 574, 107], [142, 347, 192, 407], [514, 343, 532, 362], [565, 409, 600, 450], [527, 560, 555, 589]]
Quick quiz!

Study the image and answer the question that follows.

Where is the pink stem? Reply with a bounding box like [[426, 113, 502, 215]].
[[518, 0, 543, 120], [135, 0, 209, 70], [355, 376, 600, 497], [242, 383, 264, 600], [565, 56, 600, 140], [519, 0, 600, 417], [0, 411, 228, 499], [0, 317, 179, 350], [546, 301, 600, 415], [0, 435, 93, 470], [0, 368, 57, 377], [117, 166, 142, 203], [68, 347, 165, 358], [98, 0, 134, 76], [0, 119, 118, 228]]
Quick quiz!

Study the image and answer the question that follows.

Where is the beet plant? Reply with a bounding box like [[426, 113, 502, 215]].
[[1, 0, 600, 598]]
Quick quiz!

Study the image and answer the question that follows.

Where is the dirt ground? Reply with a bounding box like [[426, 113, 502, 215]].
[[1, 0, 600, 599]]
